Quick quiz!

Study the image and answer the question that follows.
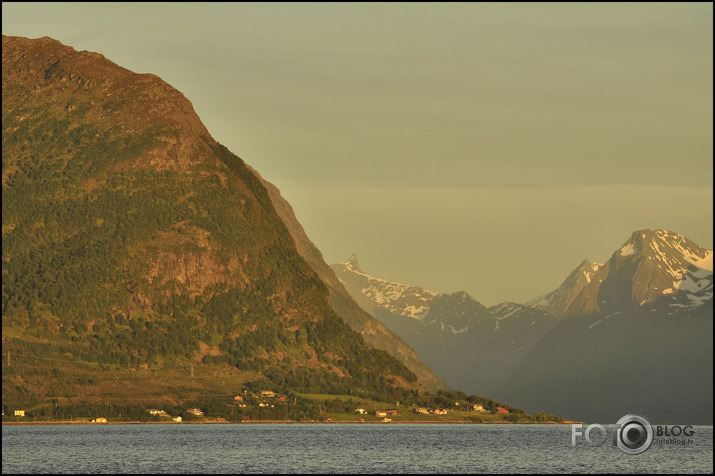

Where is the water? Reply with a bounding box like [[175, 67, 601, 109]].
[[2, 424, 712, 473]]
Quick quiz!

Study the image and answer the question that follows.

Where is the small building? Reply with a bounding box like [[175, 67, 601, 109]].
[[384, 409, 398, 415], [187, 408, 204, 416], [91, 417, 108, 423], [259, 403, 269, 407], [260, 390, 275, 398], [146, 409, 167, 416], [172, 416, 182, 422], [355, 408, 367, 415], [375, 411, 387, 418], [14, 410, 25, 417], [233, 395, 244, 402], [472, 404, 484, 412], [413, 407, 429, 415], [433, 409, 447, 415], [497, 407, 509, 413]]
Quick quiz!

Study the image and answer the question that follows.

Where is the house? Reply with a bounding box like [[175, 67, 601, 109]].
[[472, 404, 484, 412], [233, 395, 244, 402], [355, 408, 367, 415], [384, 409, 398, 415], [14, 410, 25, 417], [497, 407, 509, 413], [433, 409, 447, 415], [260, 390, 275, 398], [147, 409, 167, 416], [172, 416, 182, 422], [91, 417, 107, 423], [259, 403, 269, 407], [413, 408, 429, 415], [187, 408, 204, 416], [375, 411, 387, 417]]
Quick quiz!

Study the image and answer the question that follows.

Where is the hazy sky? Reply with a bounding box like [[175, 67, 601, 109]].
[[3, 2, 712, 305]]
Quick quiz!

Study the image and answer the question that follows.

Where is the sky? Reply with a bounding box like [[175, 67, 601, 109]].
[[3, 2, 713, 305]]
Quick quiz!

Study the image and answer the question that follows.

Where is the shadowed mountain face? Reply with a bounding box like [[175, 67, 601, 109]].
[[330, 258, 558, 398], [2, 35, 424, 407], [499, 230, 713, 424]]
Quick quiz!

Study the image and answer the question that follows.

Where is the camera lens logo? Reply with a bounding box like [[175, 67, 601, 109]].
[[615, 414, 653, 455]]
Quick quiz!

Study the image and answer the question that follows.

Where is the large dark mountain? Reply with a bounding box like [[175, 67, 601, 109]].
[[498, 229, 713, 424], [330, 257, 558, 398], [1, 35, 426, 409]]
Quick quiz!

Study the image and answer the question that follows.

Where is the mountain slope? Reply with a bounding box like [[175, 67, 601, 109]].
[[528, 259, 602, 317], [330, 257, 558, 398], [1, 35, 423, 410], [247, 168, 448, 392], [499, 229, 713, 424]]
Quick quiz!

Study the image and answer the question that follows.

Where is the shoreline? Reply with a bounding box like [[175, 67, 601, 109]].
[[2, 420, 582, 426]]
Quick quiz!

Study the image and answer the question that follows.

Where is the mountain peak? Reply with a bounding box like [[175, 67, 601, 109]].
[[345, 254, 362, 273]]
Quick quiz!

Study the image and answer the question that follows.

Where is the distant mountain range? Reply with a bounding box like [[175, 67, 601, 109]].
[[332, 230, 713, 424], [332, 255, 557, 399]]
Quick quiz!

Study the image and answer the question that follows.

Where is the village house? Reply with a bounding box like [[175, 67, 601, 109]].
[[472, 404, 484, 412], [384, 409, 398, 415], [14, 410, 25, 417], [433, 409, 447, 415], [187, 408, 204, 416], [413, 407, 429, 415], [260, 390, 276, 398], [233, 395, 244, 402], [497, 407, 509, 413], [172, 416, 182, 422], [355, 408, 367, 415], [375, 410, 387, 418], [146, 409, 167, 416], [91, 417, 108, 423]]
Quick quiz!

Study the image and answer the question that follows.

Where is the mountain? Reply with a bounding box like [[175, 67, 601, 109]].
[[330, 257, 558, 398], [247, 169, 448, 392], [528, 259, 602, 317], [1, 35, 426, 411], [498, 229, 713, 424]]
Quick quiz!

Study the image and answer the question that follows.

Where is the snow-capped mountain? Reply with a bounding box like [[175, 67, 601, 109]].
[[563, 229, 712, 317], [331, 255, 437, 318], [330, 256, 558, 398], [332, 229, 712, 424], [499, 229, 713, 424]]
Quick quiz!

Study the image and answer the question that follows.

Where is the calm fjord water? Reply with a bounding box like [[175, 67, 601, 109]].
[[2, 423, 712, 474]]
